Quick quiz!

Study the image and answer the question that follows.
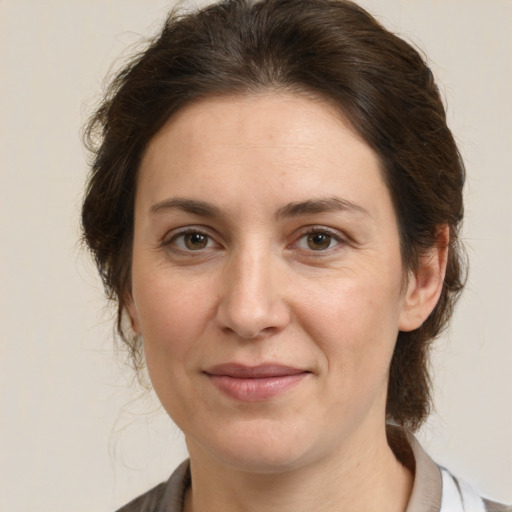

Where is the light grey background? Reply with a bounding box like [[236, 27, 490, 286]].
[[1, 1, 510, 510]]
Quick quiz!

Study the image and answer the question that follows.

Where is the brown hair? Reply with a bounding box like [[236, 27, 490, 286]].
[[82, 0, 466, 431]]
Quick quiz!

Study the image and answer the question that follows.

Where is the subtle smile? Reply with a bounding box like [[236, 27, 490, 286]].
[[204, 364, 310, 402]]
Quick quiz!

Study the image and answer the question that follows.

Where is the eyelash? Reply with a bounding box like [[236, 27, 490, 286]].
[[162, 226, 347, 255]]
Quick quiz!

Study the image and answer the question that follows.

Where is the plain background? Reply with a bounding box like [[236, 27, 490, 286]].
[[1, 0, 511, 510]]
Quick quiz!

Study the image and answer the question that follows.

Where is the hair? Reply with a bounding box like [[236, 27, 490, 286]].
[[82, 0, 466, 431]]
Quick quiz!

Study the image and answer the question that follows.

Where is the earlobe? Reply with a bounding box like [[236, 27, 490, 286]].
[[398, 225, 449, 332], [125, 298, 141, 336]]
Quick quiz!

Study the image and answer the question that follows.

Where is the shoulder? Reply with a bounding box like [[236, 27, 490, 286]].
[[114, 460, 191, 512], [387, 426, 511, 512], [440, 467, 511, 512], [115, 482, 167, 512]]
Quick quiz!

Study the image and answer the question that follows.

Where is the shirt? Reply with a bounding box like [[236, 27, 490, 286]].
[[115, 429, 510, 512]]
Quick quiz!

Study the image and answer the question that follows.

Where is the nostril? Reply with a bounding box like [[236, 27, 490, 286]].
[[219, 323, 277, 341], [216, 299, 290, 340]]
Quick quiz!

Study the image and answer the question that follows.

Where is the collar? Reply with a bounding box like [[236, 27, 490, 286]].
[[406, 435, 443, 512], [159, 428, 444, 512]]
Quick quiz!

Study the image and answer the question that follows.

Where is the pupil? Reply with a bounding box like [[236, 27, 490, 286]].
[[186, 233, 207, 249], [308, 233, 331, 250]]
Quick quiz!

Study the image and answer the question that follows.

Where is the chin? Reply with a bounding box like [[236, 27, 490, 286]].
[[215, 447, 310, 475], [187, 419, 317, 474]]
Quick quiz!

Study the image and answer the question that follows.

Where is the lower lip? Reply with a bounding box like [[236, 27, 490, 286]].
[[207, 373, 308, 402]]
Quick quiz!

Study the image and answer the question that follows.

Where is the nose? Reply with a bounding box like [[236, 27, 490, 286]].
[[216, 248, 290, 340]]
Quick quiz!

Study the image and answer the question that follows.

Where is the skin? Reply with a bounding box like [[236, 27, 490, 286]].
[[127, 93, 448, 512]]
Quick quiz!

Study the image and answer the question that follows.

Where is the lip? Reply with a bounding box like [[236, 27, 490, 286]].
[[204, 363, 310, 402]]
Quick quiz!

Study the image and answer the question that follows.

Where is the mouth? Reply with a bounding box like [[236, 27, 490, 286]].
[[204, 363, 310, 402]]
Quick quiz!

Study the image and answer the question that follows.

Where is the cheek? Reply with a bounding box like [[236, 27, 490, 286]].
[[131, 270, 219, 422], [132, 269, 217, 363], [293, 270, 403, 370]]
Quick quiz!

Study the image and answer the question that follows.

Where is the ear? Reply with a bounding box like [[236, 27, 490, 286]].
[[125, 296, 142, 336], [398, 225, 449, 332]]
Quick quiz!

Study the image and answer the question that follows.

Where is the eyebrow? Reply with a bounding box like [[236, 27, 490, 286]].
[[276, 197, 370, 219], [149, 196, 370, 219], [149, 198, 222, 217]]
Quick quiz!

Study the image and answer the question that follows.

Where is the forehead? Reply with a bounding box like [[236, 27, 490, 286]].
[[137, 92, 389, 218]]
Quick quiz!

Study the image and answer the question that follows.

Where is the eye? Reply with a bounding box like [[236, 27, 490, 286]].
[[305, 232, 333, 251], [293, 229, 343, 252], [166, 230, 216, 251]]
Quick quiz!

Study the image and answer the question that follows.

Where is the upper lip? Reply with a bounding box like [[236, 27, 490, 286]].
[[204, 363, 307, 379]]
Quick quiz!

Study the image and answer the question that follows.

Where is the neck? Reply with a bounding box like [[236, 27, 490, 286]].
[[183, 425, 413, 512]]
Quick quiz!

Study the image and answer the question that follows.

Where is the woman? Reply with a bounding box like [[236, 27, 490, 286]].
[[81, 0, 510, 510]]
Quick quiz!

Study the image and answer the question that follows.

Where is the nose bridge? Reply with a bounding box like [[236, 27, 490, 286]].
[[216, 239, 289, 339]]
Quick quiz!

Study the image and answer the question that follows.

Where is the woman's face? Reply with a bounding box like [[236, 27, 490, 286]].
[[128, 93, 427, 473]]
